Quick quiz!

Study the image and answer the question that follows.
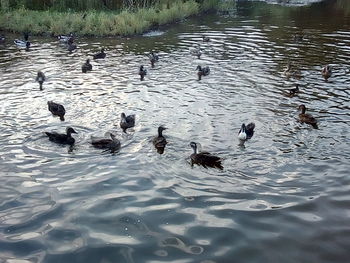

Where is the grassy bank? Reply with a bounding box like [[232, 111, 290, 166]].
[[0, 0, 226, 36]]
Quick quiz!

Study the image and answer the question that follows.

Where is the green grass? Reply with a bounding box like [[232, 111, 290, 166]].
[[0, 0, 204, 36]]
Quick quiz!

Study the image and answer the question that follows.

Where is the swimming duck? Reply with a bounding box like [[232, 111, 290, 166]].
[[139, 65, 147, 81], [238, 123, 255, 141], [36, 71, 46, 90], [48, 101, 65, 121], [283, 63, 301, 79], [190, 142, 223, 170], [202, 36, 210, 42], [91, 133, 121, 153], [287, 84, 300, 96], [148, 52, 159, 68], [321, 65, 332, 81], [93, 48, 106, 59], [58, 33, 74, 43], [82, 59, 92, 73], [14, 40, 30, 49], [153, 126, 167, 154], [298, 104, 318, 129], [196, 65, 210, 80], [45, 127, 77, 145], [120, 113, 136, 133], [67, 42, 77, 52]]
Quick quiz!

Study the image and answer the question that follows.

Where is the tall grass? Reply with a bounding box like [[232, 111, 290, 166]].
[[0, 0, 201, 36]]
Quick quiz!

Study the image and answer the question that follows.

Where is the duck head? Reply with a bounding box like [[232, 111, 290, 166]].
[[120, 112, 126, 120], [86, 59, 90, 64], [26, 41, 30, 48], [298, 104, 306, 114], [190, 142, 197, 153], [101, 48, 105, 53], [158, 126, 167, 136], [295, 84, 300, 91], [140, 65, 144, 70], [196, 65, 202, 71], [66, 127, 77, 135]]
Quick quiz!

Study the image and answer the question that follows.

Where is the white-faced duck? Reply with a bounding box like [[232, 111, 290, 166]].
[[139, 65, 147, 81], [93, 48, 106, 59], [202, 36, 210, 42], [120, 113, 136, 133], [298, 104, 318, 129], [189, 142, 223, 170], [82, 59, 92, 73], [45, 127, 77, 145], [48, 101, 65, 121], [148, 52, 159, 68], [91, 133, 121, 153], [238, 123, 255, 142], [322, 65, 332, 81], [58, 32, 74, 43], [196, 65, 210, 81], [36, 71, 46, 90], [153, 126, 167, 154]]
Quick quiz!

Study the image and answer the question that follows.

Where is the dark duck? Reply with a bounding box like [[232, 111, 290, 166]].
[[36, 71, 46, 90], [45, 127, 77, 145], [153, 126, 167, 154], [189, 142, 223, 170], [196, 65, 210, 81], [298, 104, 318, 129], [93, 48, 106, 59], [238, 123, 255, 143], [48, 101, 65, 121], [139, 65, 147, 81], [82, 59, 92, 73], [287, 84, 300, 97], [148, 52, 159, 68], [322, 65, 332, 81], [91, 133, 121, 153], [120, 113, 135, 133]]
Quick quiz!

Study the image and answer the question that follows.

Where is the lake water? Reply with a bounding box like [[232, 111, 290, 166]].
[[0, 0, 350, 262]]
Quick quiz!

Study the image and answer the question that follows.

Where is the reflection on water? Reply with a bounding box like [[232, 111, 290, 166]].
[[1, 0, 350, 262]]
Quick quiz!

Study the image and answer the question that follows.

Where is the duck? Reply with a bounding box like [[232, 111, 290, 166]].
[[189, 142, 223, 170], [283, 63, 301, 79], [287, 84, 300, 96], [91, 133, 121, 153], [93, 48, 106, 59], [120, 113, 136, 133], [238, 123, 255, 141], [58, 33, 74, 43], [148, 52, 159, 68], [153, 126, 167, 154], [139, 65, 147, 81], [36, 71, 46, 90], [47, 101, 65, 121], [321, 65, 332, 81], [45, 127, 77, 145], [82, 59, 92, 73], [196, 65, 210, 80], [14, 39, 30, 49], [191, 46, 202, 59], [202, 36, 210, 42], [67, 42, 77, 52], [298, 104, 318, 129]]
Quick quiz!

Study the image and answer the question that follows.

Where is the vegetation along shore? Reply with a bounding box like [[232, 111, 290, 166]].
[[0, 0, 235, 36]]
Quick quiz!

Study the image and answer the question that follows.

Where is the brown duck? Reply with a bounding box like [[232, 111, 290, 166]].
[[298, 104, 318, 129], [190, 142, 223, 170]]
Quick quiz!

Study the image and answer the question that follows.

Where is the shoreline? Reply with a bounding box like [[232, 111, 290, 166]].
[[0, 0, 228, 37]]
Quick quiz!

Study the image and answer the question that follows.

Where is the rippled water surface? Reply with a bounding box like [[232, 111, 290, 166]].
[[1, 0, 350, 262]]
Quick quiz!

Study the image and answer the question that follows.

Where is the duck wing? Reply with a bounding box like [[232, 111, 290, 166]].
[[192, 152, 223, 169], [45, 132, 72, 144]]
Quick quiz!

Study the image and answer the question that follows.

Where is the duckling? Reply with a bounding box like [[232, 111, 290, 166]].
[[93, 48, 106, 59], [203, 36, 210, 42], [47, 101, 65, 121], [36, 71, 46, 90], [288, 84, 300, 96], [298, 104, 318, 129], [196, 65, 210, 81], [120, 113, 135, 133], [67, 42, 77, 52], [45, 127, 77, 145], [58, 32, 74, 43], [321, 65, 332, 81], [139, 65, 147, 81], [148, 52, 159, 68], [153, 126, 167, 154], [82, 59, 92, 73], [238, 123, 255, 141], [190, 142, 223, 170], [91, 133, 121, 153]]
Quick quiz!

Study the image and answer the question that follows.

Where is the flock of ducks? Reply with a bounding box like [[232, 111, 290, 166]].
[[1, 32, 330, 170]]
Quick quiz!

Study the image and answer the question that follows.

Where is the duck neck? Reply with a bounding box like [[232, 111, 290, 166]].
[[192, 145, 197, 154], [158, 128, 163, 137]]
